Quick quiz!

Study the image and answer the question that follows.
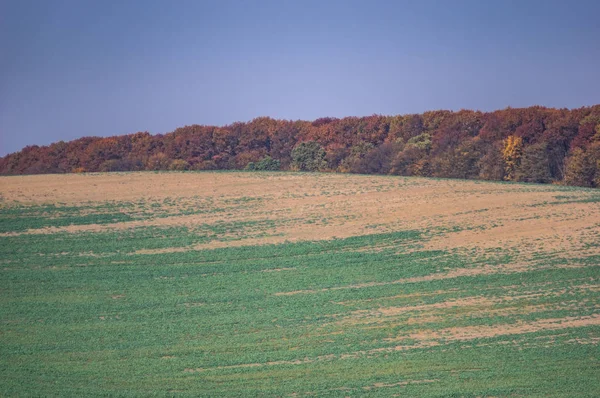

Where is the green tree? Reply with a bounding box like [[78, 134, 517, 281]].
[[245, 156, 280, 171], [432, 138, 482, 179], [291, 141, 326, 171], [347, 142, 400, 174], [339, 141, 375, 173], [564, 148, 595, 187], [406, 133, 432, 152], [478, 144, 505, 181], [515, 142, 551, 183]]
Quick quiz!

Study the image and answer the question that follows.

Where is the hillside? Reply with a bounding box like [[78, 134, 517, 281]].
[[1, 172, 599, 396], [2, 105, 600, 187]]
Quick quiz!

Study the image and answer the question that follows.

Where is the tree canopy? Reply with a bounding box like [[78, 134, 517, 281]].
[[2, 105, 599, 187]]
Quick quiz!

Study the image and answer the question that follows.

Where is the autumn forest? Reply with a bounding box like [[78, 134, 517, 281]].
[[2, 105, 599, 187]]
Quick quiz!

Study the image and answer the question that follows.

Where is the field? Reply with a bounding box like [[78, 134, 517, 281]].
[[1, 171, 599, 397]]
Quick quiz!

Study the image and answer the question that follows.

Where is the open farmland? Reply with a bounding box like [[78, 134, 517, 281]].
[[1, 172, 599, 397]]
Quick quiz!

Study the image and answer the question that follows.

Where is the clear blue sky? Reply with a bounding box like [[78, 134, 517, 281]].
[[1, 0, 599, 155]]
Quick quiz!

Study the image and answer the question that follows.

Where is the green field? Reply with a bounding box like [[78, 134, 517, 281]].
[[1, 172, 599, 396]]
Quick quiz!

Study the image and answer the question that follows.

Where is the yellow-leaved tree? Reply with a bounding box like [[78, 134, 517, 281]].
[[502, 135, 523, 181]]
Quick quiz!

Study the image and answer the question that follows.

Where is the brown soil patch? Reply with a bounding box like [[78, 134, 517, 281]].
[[2, 172, 599, 257], [375, 296, 496, 316], [565, 337, 600, 345], [398, 314, 600, 343], [181, 302, 205, 308], [334, 288, 462, 306], [362, 379, 438, 390], [329, 285, 593, 330], [260, 267, 296, 273]]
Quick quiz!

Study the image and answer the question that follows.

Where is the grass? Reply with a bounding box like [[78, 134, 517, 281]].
[[0, 172, 598, 397]]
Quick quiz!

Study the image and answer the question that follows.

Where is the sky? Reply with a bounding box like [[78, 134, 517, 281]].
[[1, 0, 599, 156]]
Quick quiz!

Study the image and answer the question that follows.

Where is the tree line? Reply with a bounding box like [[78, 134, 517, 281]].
[[2, 105, 599, 187]]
